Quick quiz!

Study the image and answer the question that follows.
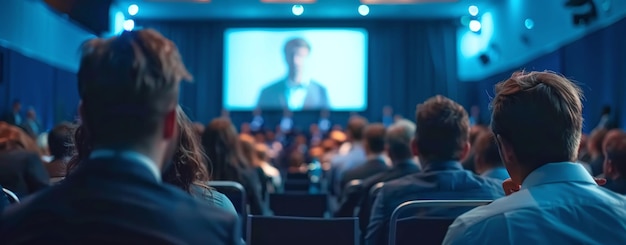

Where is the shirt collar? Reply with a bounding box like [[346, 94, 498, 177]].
[[481, 166, 507, 176], [423, 160, 464, 172], [89, 149, 161, 182], [521, 162, 595, 190]]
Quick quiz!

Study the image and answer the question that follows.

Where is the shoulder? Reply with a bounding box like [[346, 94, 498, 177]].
[[261, 80, 285, 93], [309, 81, 327, 90]]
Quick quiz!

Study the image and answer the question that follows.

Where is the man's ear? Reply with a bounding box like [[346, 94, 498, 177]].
[[411, 138, 419, 157], [163, 109, 177, 140]]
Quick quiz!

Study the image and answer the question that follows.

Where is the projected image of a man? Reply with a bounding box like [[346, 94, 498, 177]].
[[256, 38, 329, 110]]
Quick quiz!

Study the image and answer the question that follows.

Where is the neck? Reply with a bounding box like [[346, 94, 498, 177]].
[[93, 142, 163, 170], [288, 71, 303, 83]]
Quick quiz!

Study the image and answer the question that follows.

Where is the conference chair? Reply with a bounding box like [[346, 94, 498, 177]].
[[283, 179, 310, 193], [247, 215, 360, 245], [388, 200, 493, 245], [286, 172, 309, 181], [2, 188, 19, 204], [208, 181, 247, 219], [269, 193, 328, 217]]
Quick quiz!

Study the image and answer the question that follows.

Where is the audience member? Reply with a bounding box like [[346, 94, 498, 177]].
[[365, 95, 503, 245], [444, 71, 626, 244], [460, 125, 488, 173], [2, 99, 22, 126], [318, 109, 332, 134], [587, 128, 608, 176], [0, 30, 241, 244], [473, 131, 509, 181], [255, 143, 282, 192], [330, 116, 368, 195], [203, 117, 266, 215], [340, 123, 389, 191], [240, 134, 269, 200], [250, 108, 264, 133], [45, 123, 74, 183], [602, 134, 626, 194], [0, 122, 50, 197], [20, 107, 42, 138]]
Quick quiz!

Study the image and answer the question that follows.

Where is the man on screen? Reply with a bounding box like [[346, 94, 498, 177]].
[[256, 38, 330, 110]]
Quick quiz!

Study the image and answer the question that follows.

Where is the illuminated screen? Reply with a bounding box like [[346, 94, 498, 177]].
[[223, 28, 368, 111]]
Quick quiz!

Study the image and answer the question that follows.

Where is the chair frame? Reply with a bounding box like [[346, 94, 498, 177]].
[[388, 200, 492, 245], [247, 215, 360, 245], [207, 181, 247, 216], [2, 188, 19, 204]]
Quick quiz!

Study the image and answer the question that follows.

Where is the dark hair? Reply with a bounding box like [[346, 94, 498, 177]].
[[588, 129, 608, 158], [284, 38, 311, 55], [473, 132, 502, 167], [364, 123, 386, 154], [67, 107, 211, 194], [605, 137, 626, 177], [386, 119, 416, 161], [201, 118, 250, 180], [491, 71, 583, 168], [162, 108, 211, 193], [77, 29, 191, 146], [346, 116, 368, 141], [48, 123, 74, 160], [415, 95, 469, 162]]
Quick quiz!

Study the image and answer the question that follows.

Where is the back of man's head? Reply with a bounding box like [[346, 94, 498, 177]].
[[363, 123, 386, 154], [78, 29, 191, 146], [491, 71, 583, 170], [386, 119, 416, 161], [48, 123, 74, 160], [473, 131, 502, 172], [604, 137, 626, 179], [415, 95, 469, 163], [346, 116, 368, 142]]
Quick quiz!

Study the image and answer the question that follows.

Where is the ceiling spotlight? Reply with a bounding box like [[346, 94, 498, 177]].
[[469, 20, 482, 32], [524, 19, 534, 29], [123, 19, 135, 31], [358, 5, 370, 16], [128, 4, 139, 16], [292, 5, 304, 16], [468, 5, 479, 16]]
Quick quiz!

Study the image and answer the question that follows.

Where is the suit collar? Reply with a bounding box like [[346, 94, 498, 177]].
[[422, 161, 463, 172], [88, 149, 161, 182]]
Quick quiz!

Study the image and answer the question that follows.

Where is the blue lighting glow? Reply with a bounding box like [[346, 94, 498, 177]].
[[292, 5, 304, 16], [469, 20, 482, 32], [128, 4, 139, 16], [123, 19, 135, 31], [525, 18, 535, 29], [468, 5, 479, 16], [358, 5, 370, 16]]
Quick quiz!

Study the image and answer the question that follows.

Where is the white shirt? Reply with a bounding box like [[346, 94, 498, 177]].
[[444, 162, 626, 245], [285, 78, 310, 110], [89, 149, 161, 182]]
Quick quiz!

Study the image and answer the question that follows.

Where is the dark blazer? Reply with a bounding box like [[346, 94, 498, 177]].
[[1, 111, 20, 125], [0, 150, 50, 197], [364, 161, 504, 245], [256, 79, 329, 110], [340, 157, 389, 193], [0, 156, 241, 245]]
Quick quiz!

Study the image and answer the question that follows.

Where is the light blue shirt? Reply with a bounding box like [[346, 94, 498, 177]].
[[285, 78, 310, 110], [480, 166, 510, 181], [444, 162, 626, 245], [89, 149, 161, 182]]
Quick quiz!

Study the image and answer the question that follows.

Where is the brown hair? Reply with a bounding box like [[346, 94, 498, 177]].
[[0, 122, 40, 153], [605, 137, 626, 178], [77, 29, 191, 146], [346, 116, 368, 141], [240, 134, 260, 167], [364, 123, 386, 154], [415, 95, 469, 162], [602, 129, 626, 156], [201, 118, 250, 180], [491, 71, 583, 168], [473, 131, 502, 168]]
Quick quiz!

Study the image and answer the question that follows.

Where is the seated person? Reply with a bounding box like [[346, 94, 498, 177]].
[[365, 96, 504, 245], [473, 131, 509, 181], [444, 71, 626, 244], [46, 123, 74, 183], [0, 29, 241, 244], [602, 135, 626, 194], [339, 123, 389, 191]]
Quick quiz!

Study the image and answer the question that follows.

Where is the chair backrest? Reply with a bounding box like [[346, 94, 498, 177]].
[[388, 200, 492, 245], [286, 172, 309, 181], [2, 188, 19, 204], [344, 179, 362, 194], [283, 179, 310, 192], [269, 193, 328, 217], [368, 182, 384, 206], [208, 181, 247, 218], [247, 215, 360, 245]]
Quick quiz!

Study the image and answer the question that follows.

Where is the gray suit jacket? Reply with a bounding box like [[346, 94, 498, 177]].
[[256, 79, 329, 110]]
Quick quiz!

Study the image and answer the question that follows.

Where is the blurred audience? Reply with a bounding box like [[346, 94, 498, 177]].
[[473, 132, 509, 181], [330, 116, 368, 196], [587, 128, 608, 176], [445, 71, 626, 244], [602, 132, 626, 194], [340, 123, 389, 191], [20, 107, 42, 138], [2, 99, 22, 126], [45, 123, 74, 183]]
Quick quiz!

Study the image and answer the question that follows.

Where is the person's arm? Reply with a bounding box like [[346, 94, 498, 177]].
[[443, 215, 509, 245], [24, 153, 50, 194]]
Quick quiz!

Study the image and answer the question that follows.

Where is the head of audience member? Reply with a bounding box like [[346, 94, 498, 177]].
[[77, 29, 190, 172], [287, 150, 306, 173], [469, 125, 489, 147], [202, 118, 250, 180], [47, 123, 74, 161], [26, 107, 37, 120], [12, 99, 21, 114], [161, 108, 211, 193], [284, 38, 310, 82], [346, 116, 368, 143], [602, 129, 626, 154], [588, 128, 608, 159], [413, 95, 470, 165], [240, 134, 260, 168], [0, 122, 39, 153], [363, 123, 386, 156], [473, 132, 503, 175], [491, 71, 583, 185], [386, 119, 416, 163], [255, 143, 270, 164], [604, 137, 626, 181]]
